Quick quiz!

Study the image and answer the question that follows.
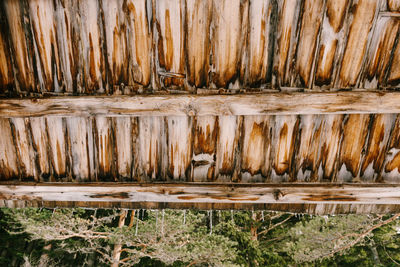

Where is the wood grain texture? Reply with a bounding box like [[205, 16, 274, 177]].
[[30, 117, 50, 180], [0, 0, 399, 92], [3, 182, 400, 214], [185, 0, 212, 88], [125, 0, 152, 88], [135, 116, 167, 181], [1, 112, 400, 184], [294, 0, 324, 87], [114, 117, 133, 180], [29, 0, 62, 92], [156, 0, 185, 88], [273, 0, 302, 87], [313, 0, 350, 88], [361, 17, 400, 88], [5, 91, 400, 118], [211, 0, 244, 88], [66, 117, 95, 181], [192, 116, 217, 182], [3, 0, 36, 92], [11, 118, 36, 180], [337, 0, 378, 88], [0, 119, 18, 179], [0, 7, 14, 92]]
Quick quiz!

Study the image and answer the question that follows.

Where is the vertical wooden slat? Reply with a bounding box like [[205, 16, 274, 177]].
[[295, 115, 323, 182], [46, 117, 67, 179], [125, 0, 152, 89], [240, 115, 271, 182], [29, 0, 62, 92], [54, 0, 79, 93], [387, 37, 400, 88], [271, 115, 299, 182], [78, 0, 106, 93], [135, 116, 167, 180], [215, 116, 242, 181], [0, 119, 18, 180], [313, 0, 350, 88], [360, 114, 395, 182], [3, 0, 36, 92], [185, 0, 212, 88], [294, 0, 325, 88], [211, 0, 243, 88], [30, 117, 50, 180], [337, 114, 370, 182], [167, 116, 193, 180], [192, 116, 217, 182], [94, 116, 115, 180], [337, 0, 379, 88], [383, 115, 400, 183], [272, 0, 302, 88], [241, 0, 274, 87], [360, 17, 400, 89], [11, 118, 36, 180], [114, 117, 133, 180], [155, 0, 185, 87], [0, 7, 14, 93], [102, 0, 129, 88], [320, 114, 343, 181], [66, 117, 94, 181]]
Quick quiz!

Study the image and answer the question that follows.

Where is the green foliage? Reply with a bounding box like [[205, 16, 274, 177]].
[[2, 208, 400, 267]]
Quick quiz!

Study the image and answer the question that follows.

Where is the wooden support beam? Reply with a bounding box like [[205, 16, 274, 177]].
[[1, 91, 400, 118], [1, 182, 400, 214]]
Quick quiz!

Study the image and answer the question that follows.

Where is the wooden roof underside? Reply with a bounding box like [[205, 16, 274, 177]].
[[1, 0, 400, 214]]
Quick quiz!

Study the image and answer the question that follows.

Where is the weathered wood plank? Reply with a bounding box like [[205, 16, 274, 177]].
[[313, 0, 350, 89], [271, 115, 299, 182], [0, 119, 18, 179], [78, 0, 106, 93], [215, 116, 241, 181], [101, 0, 129, 87], [192, 116, 217, 182], [30, 117, 50, 180], [211, 0, 244, 88], [155, 0, 185, 88], [135, 116, 167, 181], [241, 0, 274, 87], [3, 0, 36, 92], [0, 7, 14, 92], [29, 0, 62, 92], [2, 182, 400, 214], [337, 0, 379, 88], [294, 0, 325, 87], [5, 91, 400, 117], [114, 117, 133, 180], [11, 118, 36, 180], [240, 115, 271, 182], [66, 117, 94, 181], [272, 0, 302, 87], [185, 0, 212, 88], [125, 0, 152, 89], [167, 116, 193, 180]]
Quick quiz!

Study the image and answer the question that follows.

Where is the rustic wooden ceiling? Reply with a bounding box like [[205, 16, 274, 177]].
[[1, 0, 400, 213], [0, 0, 399, 95]]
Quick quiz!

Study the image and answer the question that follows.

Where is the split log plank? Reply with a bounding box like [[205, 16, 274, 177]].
[[2, 91, 400, 117], [2, 182, 400, 214]]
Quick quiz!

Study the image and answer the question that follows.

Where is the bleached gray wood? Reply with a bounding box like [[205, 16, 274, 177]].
[[2, 182, 400, 214], [2, 91, 400, 118]]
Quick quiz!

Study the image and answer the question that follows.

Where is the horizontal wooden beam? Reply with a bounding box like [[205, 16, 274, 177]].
[[0, 91, 399, 117], [1, 182, 400, 214]]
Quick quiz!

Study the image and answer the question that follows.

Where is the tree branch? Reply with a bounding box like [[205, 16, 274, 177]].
[[259, 214, 294, 236], [323, 213, 400, 259]]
